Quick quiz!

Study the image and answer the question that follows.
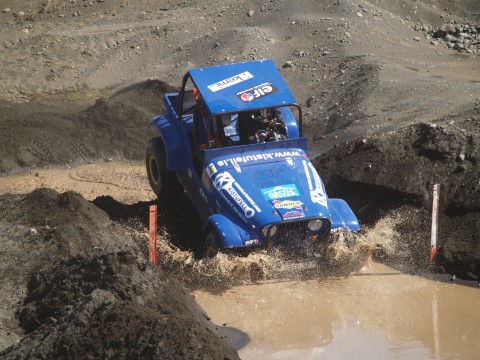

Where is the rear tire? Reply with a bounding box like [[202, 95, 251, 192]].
[[203, 230, 221, 258], [146, 137, 183, 200]]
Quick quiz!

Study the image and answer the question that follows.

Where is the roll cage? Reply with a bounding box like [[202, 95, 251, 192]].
[[175, 71, 303, 152]]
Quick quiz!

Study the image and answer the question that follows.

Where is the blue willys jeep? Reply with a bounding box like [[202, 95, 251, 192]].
[[146, 59, 360, 257]]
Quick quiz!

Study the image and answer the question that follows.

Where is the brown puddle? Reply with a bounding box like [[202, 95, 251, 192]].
[[194, 259, 480, 359]]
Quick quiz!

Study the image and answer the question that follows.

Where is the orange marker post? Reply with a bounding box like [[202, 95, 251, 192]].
[[149, 204, 158, 266], [430, 184, 440, 262]]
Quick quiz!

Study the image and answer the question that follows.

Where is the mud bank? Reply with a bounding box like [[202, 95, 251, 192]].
[[0, 189, 239, 358], [314, 110, 480, 279], [0, 80, 175, 175]]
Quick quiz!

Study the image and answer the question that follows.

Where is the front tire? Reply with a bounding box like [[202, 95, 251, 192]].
[[203, 230, 221, 258], [145, 137, 182, 200]]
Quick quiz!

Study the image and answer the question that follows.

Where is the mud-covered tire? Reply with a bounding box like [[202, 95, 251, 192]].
[[203, 230, 221, 258], [145, 137, 182, 200]]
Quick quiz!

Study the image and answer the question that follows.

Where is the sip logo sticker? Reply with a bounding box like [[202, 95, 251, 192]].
[[236, 82, 278, 102], [261, 184, 300, 200], [207, 71, 253, 92]]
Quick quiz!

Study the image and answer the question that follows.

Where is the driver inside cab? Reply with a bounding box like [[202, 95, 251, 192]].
[[237, 108, 287, 144]]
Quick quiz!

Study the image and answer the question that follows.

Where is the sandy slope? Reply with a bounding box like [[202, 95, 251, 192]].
[[1, 0, 479, 156]]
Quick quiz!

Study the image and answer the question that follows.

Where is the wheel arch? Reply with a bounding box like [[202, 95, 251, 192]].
[[205, 214, 249, 249], [328, 198, 361, 232], [148, 115, 191, 172]]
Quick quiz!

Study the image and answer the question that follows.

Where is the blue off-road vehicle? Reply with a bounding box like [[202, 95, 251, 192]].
[[146, 59, 360, 257]]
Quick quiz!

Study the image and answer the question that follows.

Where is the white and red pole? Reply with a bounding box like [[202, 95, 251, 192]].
[[430, 184, 440, 262]]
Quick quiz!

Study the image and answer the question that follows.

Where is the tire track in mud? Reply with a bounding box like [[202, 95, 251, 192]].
[[0, 161, 152, 204]]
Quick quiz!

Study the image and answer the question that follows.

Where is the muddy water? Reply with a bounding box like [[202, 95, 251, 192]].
[[194, 259, 480, 359]]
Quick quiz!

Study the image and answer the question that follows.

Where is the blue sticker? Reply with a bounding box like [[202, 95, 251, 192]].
[[281, 210, 305, 220], [261, 184, 300, 200]]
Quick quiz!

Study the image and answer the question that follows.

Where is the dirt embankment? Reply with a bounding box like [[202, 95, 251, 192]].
[[314, 110, 480, 279], [0, 80, 175, 175], [0, 189, 240, 359]]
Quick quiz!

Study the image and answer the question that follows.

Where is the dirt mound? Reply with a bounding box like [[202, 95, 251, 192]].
[[0, 80, 174, 175], [314, 110, 480, 279], [0, 189, 239, 357], [1, 188, 133, 258], [1, 248, 239, 360]]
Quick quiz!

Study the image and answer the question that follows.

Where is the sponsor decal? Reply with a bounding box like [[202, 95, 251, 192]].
[[202, 163, 217, 189], [261, 184, 300, 201], [303, 160, 312, 190], [236, 82, 278, 102], [244, 239, 260, 246], [282, 210, 305, 220], [213, 172, 255, 218], [207, 71, 253, 92], [213, 172, 235, 190], [188, 169, 192, 179], [331, 227, 344, 233], [217, 150, 302, 167], [234, 182, 261, 212], [303, 160, 328, 207], [311, 189, 327, 207], [205, 163, 218, 178], [272, 200, 303, 210], [285, 157, 294, 167]]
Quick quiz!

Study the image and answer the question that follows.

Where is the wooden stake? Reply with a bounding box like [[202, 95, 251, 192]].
[[430, 184, 440, 262], [149, 204, 158, 266]]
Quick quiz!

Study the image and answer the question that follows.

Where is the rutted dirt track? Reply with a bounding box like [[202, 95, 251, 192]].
[[1, 0, 480, 358]]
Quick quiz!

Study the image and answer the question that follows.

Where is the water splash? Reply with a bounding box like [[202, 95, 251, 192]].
[[149, 231, 374, 290]]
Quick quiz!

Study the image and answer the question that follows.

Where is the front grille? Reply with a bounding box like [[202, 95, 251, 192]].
[[275, 220, 308, 245], [269, 218, 330, 246]]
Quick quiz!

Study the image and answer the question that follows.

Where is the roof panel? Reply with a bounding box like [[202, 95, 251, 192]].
[[188, 59, 297, 115]]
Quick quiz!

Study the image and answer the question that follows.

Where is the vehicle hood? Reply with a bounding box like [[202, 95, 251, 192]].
[[203, 140, 330, 229]]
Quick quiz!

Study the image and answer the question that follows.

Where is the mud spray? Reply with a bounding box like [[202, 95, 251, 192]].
[[127, 220, 402, 290]]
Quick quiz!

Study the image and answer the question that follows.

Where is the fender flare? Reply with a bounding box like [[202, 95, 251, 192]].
[[205, 214, 250, 249], [148, 115, 190, 172], [328, 198, 361, 232]]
